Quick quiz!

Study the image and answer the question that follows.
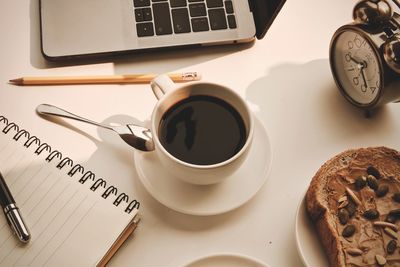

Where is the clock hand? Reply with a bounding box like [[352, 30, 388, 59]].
[[360, 65, 368, 89], [349, 56, 361, 65]]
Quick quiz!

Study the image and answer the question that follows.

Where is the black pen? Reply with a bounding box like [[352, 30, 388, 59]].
[[0, 171, 30, 243]]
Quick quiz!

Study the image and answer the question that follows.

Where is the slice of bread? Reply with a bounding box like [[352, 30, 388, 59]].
[[306, 147, 400, 267]]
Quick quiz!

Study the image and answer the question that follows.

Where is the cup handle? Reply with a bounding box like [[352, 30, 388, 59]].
[[150, 74, 178, 100]]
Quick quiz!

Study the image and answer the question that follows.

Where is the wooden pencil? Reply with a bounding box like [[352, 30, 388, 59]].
[[9, 72, 201, 85]]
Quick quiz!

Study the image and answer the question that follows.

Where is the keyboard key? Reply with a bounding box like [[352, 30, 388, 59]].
[[153, 2, 173, 35], [152, 0, 168, 2], [227, 14, 236, 28], [172, 8, 191, 33], [189, 3, 206, 17], [134, 0, 150, 7], [135, 8, 152, 22], [143, 8, 152, 21], [208, 8, 227, 30], [224, 1, 234, 14], [170, 0, 187, 7], [135, 9, 144, 22], [188, 0, 204, 2], [206, 0, 223, 8], [191, 17, 209, 32], [136, 22, 154, 36]]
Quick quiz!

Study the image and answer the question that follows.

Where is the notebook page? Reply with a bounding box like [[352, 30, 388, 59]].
[[0, 128, 137, 267]]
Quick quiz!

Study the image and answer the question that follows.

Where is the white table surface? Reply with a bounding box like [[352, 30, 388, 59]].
[[1, 0, 399, 266]]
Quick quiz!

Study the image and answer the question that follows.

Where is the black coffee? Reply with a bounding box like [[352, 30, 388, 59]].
[[158, 95, 246, 165]]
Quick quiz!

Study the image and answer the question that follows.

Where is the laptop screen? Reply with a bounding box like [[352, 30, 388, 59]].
[[251, 0, 286, 39]]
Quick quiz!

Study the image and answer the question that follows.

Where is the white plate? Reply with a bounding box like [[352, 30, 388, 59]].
[[295, 195, 329, 267], [183, 253, 269, 267], [134, 116, 272, 216]]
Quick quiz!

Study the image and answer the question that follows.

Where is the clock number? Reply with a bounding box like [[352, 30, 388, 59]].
[[353, 77, 359, 86], [361, 84, 367, 93], [354, 35, 362, 48], [348, 41, 354, 50], [370, 87, 376, 94], [345, 53, 352, 62]]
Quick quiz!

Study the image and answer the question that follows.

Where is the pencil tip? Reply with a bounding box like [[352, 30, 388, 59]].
[[9, 78, 22, 85]]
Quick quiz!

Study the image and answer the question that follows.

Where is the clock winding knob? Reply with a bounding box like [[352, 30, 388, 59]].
[[383, 36, 400, 74], [353, 0, 392, 26]]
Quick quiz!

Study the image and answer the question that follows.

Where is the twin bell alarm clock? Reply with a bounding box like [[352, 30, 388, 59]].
[[330, 0, 400, 109]]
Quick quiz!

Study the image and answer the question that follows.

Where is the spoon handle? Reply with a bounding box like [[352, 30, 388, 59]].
[[36, 104, 113, 131]]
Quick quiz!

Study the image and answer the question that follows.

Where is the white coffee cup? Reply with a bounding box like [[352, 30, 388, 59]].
[[144, 74, 254, 185]]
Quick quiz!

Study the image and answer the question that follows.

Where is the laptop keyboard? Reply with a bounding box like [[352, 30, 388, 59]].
[[134, 0, 237, 37]]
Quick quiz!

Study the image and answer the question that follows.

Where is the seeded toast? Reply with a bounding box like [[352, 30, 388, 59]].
[[306, 147, 400, 267]]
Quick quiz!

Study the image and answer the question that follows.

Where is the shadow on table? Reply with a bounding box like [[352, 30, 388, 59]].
[[245, 59, 394, 149], [29, 0, 254, 74], [245, 59, 397, 267]]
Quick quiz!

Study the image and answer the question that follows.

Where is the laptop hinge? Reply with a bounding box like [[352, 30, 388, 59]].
[[249, 0, 286, 40], [248, 0, 255, 12]]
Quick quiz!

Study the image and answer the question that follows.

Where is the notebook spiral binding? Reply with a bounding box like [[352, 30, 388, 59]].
[[0, 115, 140, 214]]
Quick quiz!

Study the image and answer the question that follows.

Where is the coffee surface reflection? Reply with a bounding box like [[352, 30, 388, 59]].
[[158, 95, 246, 165]]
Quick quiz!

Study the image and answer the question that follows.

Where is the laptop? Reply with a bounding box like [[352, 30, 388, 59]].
[[39, 0, 286, 61]]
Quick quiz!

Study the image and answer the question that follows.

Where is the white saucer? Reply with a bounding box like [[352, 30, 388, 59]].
[[183, 253, 269, 267], [134, 116, 272, 216], [295, 194, 329, 267]]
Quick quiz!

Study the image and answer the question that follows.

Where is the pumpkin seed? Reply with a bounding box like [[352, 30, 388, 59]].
[[367, 166, 381, 179], [346, 187, 362, 206], [338, 209, 350, 225], [373, 221, 398, 231], [393, 192, 400, 203], [387, 240, 397, 254], [338, 200, 349, 209], [342, 224, 356, 237], [346, 248, 363, 256], [367, 175, 379, 191], [375, 254, 387, 266], [363, 209, 380, 220], [355, 176, 367, 190], [384, 227, 398, 239], [338, 195, 348, 203], [376, 184, 389, 198]]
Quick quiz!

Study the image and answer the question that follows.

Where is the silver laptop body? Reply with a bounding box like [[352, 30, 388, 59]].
[[40, 0, 256, 59]]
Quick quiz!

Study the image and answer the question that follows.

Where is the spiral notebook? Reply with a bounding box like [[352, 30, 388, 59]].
[[0, 115, 140, 267]]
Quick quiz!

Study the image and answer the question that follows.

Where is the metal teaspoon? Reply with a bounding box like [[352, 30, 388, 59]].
[[36, 104, 154, 151]]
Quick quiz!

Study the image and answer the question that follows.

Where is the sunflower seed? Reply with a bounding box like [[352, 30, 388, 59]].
[[387, 240, 397, 254], [346, 201, 357, 217], [376, 184, 389, 197], [389, 209, 400, 219], [346, 187, 362, 206], [342, 224, 356, 237], [367, 166, 381, 179], [367, 175, 379, 191], [393, 193, 400, 203], [338, 209, 350, 225], [386, 214, 397, 224], [355, 176, 367, 190], [363, 209, 380, 220]]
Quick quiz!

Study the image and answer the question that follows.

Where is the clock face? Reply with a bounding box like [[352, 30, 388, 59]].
[[331, 30, 382, 105]]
